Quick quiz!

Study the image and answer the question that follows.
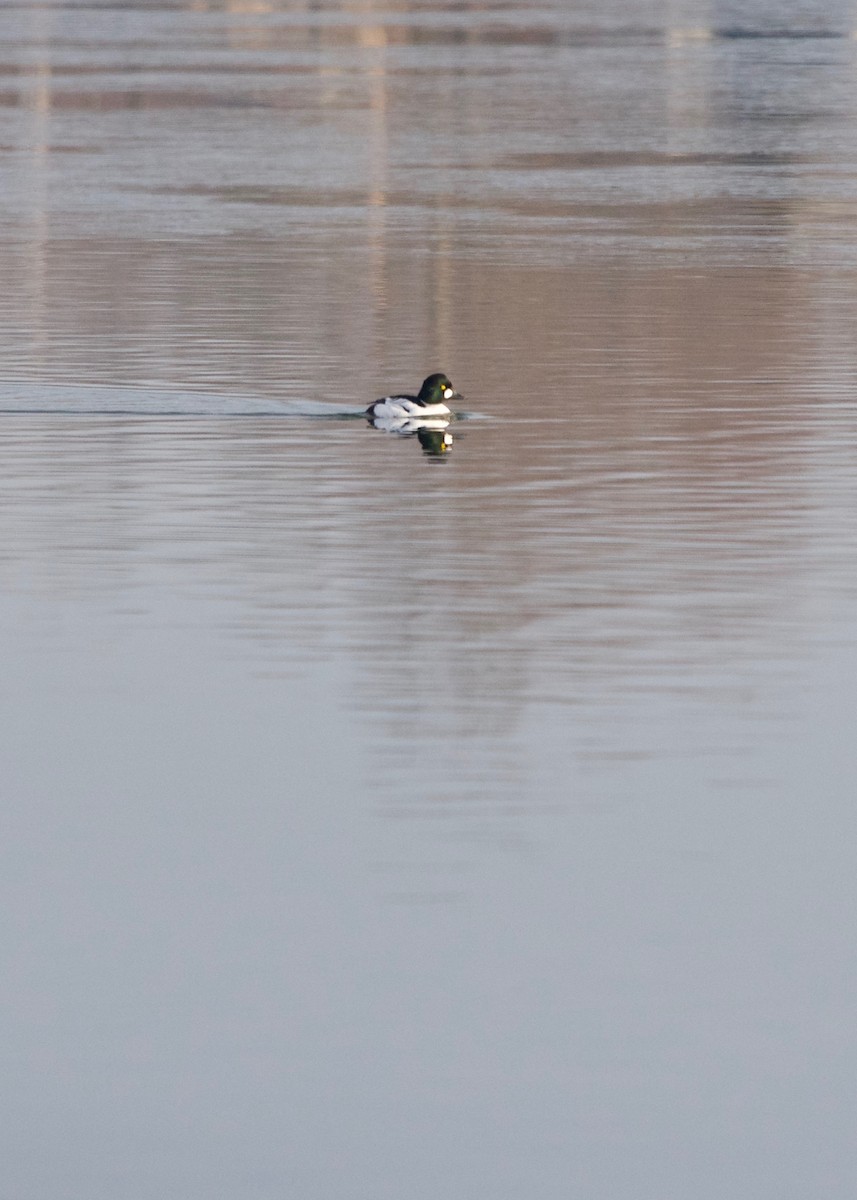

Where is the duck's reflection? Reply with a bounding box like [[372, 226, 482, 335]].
[[368, 414, 454, 457]]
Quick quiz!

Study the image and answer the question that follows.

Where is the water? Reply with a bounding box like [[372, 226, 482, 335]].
[[2, 2, 857, 1197]]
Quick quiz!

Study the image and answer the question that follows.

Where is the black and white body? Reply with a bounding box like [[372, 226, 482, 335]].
[[366, 373, 461, 420]]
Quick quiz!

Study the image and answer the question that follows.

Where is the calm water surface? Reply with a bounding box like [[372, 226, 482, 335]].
[[2, 2, 857, 1197]]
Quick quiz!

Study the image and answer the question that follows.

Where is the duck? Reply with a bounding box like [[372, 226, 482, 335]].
[[366, 372, 461, 419]]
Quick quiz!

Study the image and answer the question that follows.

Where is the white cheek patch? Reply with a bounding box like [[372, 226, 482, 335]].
[[443, 387, 453, 399]]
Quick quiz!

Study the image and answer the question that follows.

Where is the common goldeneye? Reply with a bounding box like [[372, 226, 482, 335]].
[[366, 372, 461, 419]]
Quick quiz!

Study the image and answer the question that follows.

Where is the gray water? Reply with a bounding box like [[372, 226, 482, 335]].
[[2, 2, 857, 1197]]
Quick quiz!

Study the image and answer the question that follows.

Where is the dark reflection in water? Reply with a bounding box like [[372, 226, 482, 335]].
[[367, 412, 455, 455], [2, 2, 857, 1199]]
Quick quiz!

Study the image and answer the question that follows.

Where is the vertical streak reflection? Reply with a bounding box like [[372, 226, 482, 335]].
[[22, 10, 53, 373], [360, 20, 390, 364]]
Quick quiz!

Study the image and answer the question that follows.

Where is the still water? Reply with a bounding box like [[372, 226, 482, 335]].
[[2, 1, 857, 1197]]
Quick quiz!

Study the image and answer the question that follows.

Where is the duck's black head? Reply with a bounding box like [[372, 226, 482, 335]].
[[417, 373, 461, 406]]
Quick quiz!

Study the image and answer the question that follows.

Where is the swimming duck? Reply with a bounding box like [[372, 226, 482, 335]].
[[366, 372, 461, 419]]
